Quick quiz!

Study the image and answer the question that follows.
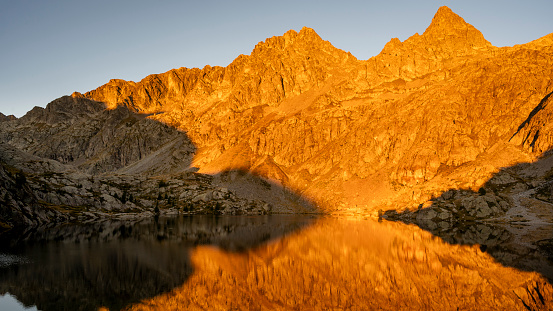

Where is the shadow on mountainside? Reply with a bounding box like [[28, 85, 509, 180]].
[[383, 150, 553, 282], [0, 96, 320, 311]]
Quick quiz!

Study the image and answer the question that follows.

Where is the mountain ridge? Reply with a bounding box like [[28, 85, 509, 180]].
[[2, 6, 553, 215]]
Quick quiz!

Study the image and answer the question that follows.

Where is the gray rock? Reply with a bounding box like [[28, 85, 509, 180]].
[[437, 210, 452, 220], [416, 208, 437, 220], [192, 191, 213, 203]]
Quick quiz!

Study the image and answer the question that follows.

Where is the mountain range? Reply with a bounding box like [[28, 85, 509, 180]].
[[1, 6, 553, 228]]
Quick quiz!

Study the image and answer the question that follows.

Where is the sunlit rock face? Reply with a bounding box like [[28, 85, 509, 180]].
[[369, 6, 494, 81], [510, 91, 553, 154], [77, 6, 553, 212], [124, 218, 553, 310]]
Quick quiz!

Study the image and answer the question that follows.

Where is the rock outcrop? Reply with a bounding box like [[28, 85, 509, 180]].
[[510, 91, 553, 153], [368, 6, 494, 81]]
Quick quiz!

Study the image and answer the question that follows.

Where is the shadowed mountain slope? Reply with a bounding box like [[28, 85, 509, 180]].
[[1, 95, 195, 175]]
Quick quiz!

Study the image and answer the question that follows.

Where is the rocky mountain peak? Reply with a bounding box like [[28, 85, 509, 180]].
[[370, 6, 494, 80], [423, 6, 492, 49], [82, 25, 355, 117], [253, 26, 326, 54], [298, 26, 321, 39], [71, 91, 85, 98], [427, 6, 467, 31], [19, 96, 106, 124]]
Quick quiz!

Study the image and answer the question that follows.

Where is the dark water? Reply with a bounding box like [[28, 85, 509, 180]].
[[0, 215, 316, 311], [0, 215, 551, 310]]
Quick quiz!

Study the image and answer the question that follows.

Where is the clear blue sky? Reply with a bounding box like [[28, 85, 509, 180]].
[[1, 0, 551, 117]]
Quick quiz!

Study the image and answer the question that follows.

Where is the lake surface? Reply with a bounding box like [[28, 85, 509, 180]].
[[0, 215, 551, 310]]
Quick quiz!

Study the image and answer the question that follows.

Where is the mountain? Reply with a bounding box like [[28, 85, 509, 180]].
[[80, 7, 553, 210], [0, 112, 16, 122], [2, 95, 196, 175], [1, 6, 553, 223]]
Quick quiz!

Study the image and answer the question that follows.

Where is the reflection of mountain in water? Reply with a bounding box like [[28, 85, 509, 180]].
[[402, 220, 553, 281], [129, 218, 552, 310], [0, 215, 315, 311], [383, 144, 553, 282]]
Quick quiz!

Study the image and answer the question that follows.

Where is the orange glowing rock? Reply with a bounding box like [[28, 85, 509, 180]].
[[78, 6, 553, 214]]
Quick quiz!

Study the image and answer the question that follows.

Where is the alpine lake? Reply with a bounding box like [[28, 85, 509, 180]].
[[0, 213, 552, 310]]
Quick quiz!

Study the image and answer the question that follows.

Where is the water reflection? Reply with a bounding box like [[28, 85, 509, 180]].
[[392, 218, 553, 281], [1, 216, 552, 310], [126, 217, 552, 311], [0, 215, 315, 311]]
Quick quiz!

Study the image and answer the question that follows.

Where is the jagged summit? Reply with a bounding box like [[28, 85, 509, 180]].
[[427, 6, 468, 31], [423, 6, 492, 49], [84, 25, 355, 115], [281, 27, 321, 39], [252, 26, 330, 54], [370, 6, 494, 80], [85, 6, 498, 114], [297, 26, 320, 38], [0, 112, 16, 122]]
